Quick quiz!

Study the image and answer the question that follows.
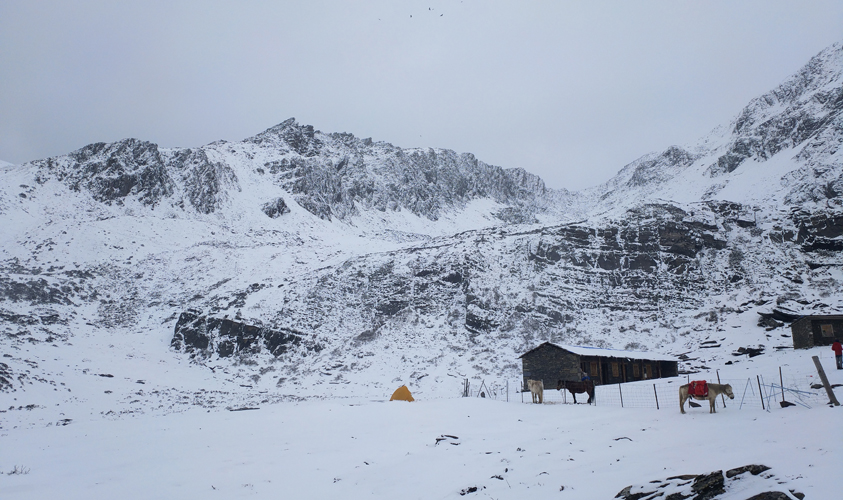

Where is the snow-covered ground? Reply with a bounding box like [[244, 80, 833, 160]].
[[2, 345, 840, 499]]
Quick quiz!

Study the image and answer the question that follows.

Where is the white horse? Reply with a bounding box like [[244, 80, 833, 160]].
[[679, 382, 734, 414], [527, 379, 544, 404]]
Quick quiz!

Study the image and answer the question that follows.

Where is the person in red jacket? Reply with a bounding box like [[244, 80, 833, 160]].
[[833, 340, 843, 370]]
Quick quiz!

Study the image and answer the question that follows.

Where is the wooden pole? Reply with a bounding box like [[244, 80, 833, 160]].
[[618, 383, 624, 408], [756, 375, 765, 410], [716, 370, 726, 408], [812, 355, 841, 406], [779, 367, 786, 402], [760, 375, 771, 410], [653, 384, 659, 410]]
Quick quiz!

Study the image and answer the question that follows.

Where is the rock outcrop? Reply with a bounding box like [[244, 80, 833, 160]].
[[171, 311, 316, 358], [32, 139, 174, 207], [615, 465, 804, 500]]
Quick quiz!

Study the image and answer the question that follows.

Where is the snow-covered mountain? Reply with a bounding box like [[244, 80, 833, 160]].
[[21, 118, 578, 228], [589, 40, 843, 215], [1, 40, 842, 408]]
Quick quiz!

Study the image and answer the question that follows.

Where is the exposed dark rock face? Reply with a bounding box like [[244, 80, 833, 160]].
[[0, 362, 13, 391], [169, 148, 240, 214], [33, 139, 174, 207], [725, 465, 770, 478], [529, 205, 725, 278], [28, 139, 240, 214], [261, 197, 290, 218], [0, 277, 78, 305], [691, 470, 725, 500], [171, 311, 311, 358], [744, 493, 792, 500], [616, 465, 800, 500], [246, 117, 324, 156], [793, 208, 843, 251], [266, 126, 558, 222]]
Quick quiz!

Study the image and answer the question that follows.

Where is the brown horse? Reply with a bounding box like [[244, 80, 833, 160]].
[[556, 379, 595, 404], [679, 382, 734, 414]]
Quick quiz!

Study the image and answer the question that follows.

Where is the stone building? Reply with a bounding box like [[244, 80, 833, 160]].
[[790, 315, 843, 349], [518, 342, 678, 389]]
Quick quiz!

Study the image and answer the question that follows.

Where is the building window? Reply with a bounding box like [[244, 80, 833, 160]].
[[611, 362, 619, 377], [633, 364, 640, 377], [644, 364, 652, 379], [590, 361, 599, 377], [821, 324, 834, 337]]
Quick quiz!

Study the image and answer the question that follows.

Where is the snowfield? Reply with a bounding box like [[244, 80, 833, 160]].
[[2, 346, 840, 499]]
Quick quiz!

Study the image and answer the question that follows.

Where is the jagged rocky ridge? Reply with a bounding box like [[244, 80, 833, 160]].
[[593, 41, 843, 212], [26, 118, 570, 223]]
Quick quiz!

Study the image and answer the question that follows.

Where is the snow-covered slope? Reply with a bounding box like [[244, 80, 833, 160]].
[[4, 351, 842, 499]]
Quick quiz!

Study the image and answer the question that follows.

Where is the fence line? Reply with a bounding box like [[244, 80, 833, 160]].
[[464, 369, 833, 411]]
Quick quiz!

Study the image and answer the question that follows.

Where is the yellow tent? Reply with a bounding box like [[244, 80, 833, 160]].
[[390, 385, 414, 402]]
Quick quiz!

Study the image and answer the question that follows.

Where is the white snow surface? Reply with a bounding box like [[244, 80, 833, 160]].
[[1, 344, 840, 499]]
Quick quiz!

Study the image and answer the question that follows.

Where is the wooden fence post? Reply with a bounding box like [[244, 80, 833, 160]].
[[812, 355, 841, 406], [653, 384, 659, 410], [756, 375, 765, 410], [716, 370, 726, 408], [779, 367, 786, 404], [618, 383, 624, 408]]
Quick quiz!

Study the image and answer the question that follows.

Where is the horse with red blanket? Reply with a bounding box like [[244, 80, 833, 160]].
[[679, 380, 734, 414]]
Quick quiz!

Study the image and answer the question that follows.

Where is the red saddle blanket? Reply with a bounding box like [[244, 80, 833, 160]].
[[688, 380, 708, 397]]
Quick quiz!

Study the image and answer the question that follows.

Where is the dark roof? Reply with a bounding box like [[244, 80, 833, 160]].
[[792, 315, 843, 322], [517, 341, 564, 358], [518, 342, 677, 362]]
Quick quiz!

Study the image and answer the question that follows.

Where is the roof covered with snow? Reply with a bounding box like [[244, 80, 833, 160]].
[[520, 342, 678, 362]]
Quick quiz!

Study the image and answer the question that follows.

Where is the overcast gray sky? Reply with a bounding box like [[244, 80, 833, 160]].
[[2, 1, 842, 190]]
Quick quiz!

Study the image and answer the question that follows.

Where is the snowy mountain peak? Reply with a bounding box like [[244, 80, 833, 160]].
[[245, 117, 323, 156], [587, 40, 843, 216], [16, 114, 577, 232], [734, 40, 843, 136], [709, 40, 843, 177]]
